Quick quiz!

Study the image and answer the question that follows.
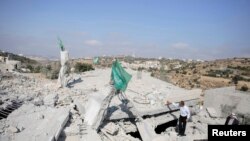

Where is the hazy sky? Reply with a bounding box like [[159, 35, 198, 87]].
[[0, 0, 250, 60]]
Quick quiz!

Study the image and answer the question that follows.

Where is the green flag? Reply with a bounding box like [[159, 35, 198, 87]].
[[93, 57, 99, 64], [111, 60, 132, 92], [58, 38, 65, 51]]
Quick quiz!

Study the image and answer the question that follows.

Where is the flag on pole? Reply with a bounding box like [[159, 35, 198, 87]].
[[111, 60, 132, 92], [93, 57, 99, 64], [58, 38, 65, 51]]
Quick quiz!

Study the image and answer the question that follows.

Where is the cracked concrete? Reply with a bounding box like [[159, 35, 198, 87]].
[[1, 69, 249, 141]]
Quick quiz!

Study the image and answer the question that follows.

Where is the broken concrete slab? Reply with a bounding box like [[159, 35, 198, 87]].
[[109, 99, 199, 120], [5, 104, 69, 141], [164, 89, 201, 103], [136, 119, 157, 141], [84, 86, 113, 131], [58, 94, 73, 106], [150, 111, 179, 127], [0, 135, 11, 141], [117, 121, 138, 133], [92, 91, 115, 131], [204, 86, 250, 118], [102, 122, 118, 135], [84, 92, 107, 126], [63, 125, 79, 136], [74, 100, 85, 117], [33, 97, 44, 106]]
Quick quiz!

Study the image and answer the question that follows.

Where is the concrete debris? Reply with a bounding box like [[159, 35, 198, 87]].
[[75, 118, 82, 125], [102, 122, 118, 135], [86, 127, 102, 141], [44, 94, 58, 107], [58, 50, 70, 88], [4, 104, 70, 141], [70, 108, 78, 115], [58, 95, 73, 106], [204, 86, 250, 122], [136, 119, 157, 141], [33, 97, 44, 106], [8, 126, 19, 133], [63, 125, 79, 136], [1, 68, 249, 141], [74, 100, 85, 117], [118, 121, 138, 133], [84, 91, 108, 126], [206, 107, 219, 118]]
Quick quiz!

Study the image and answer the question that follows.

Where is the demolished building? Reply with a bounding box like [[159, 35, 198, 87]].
[[1, 67, 250, 141]]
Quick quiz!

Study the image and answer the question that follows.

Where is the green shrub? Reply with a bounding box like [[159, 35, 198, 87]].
[[240, 85, 248, 91], [206, 69, 233, 78], [40, 66, 60, 79], [74, 62, 94, 72], [26, 64, 34, 72], [46, 69, 59, 79], [33, 66, 42, 73], [232, 75, 239, 85], [182, 71, 187, 74], [46, 64, 52, 71]]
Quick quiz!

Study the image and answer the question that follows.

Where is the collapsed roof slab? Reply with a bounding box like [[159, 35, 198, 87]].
[[70, 68, 201, 118], [108, 99, 199, 120], [136, 119, 157, 141], [6, 104, 69, 141], [147, 111, 179, 127], [134, 111, 179, 141]]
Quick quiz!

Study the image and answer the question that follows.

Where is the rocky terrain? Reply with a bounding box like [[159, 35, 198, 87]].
[[152, 58, 250, 91]]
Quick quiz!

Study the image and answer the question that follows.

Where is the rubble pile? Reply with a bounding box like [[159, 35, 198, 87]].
[[0, 69, 250, 141]]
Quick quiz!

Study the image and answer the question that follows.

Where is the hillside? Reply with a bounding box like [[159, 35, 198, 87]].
[[152, 58, 250, 91]]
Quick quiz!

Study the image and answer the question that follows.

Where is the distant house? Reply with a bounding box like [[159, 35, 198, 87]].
[[173, 64, 182, 69], [0, 56, 21, 72], [0, 56, 5, 62], [164, 65, 170, 70], [7, 61, 21, 72], [216, 74, 221, 77], [121, 60, 160, 70]]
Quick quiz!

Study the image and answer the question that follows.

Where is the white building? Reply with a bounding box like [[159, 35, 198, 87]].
[[0, 56, 21, 72], [121, 60, 161, 70]]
